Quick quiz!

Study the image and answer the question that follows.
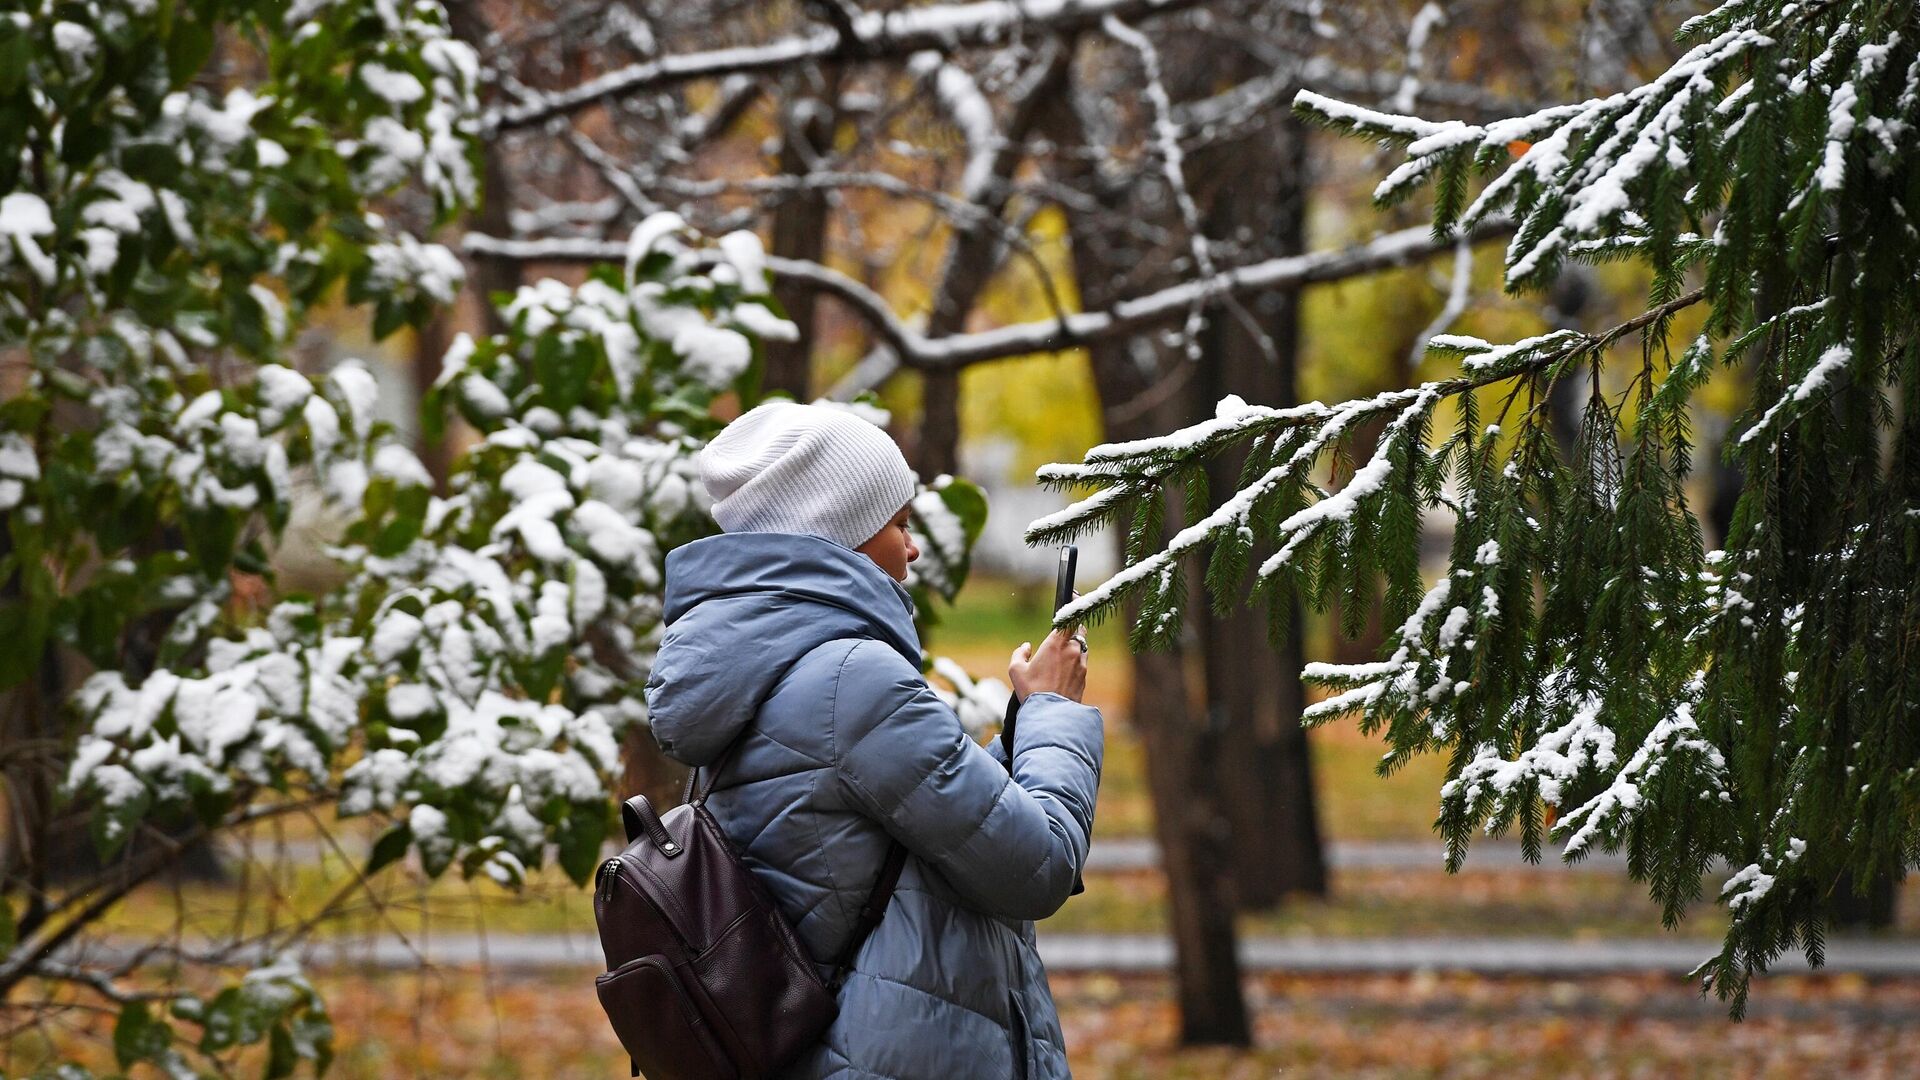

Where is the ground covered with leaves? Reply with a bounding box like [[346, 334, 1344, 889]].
[[11, 968, 1920, 1078]]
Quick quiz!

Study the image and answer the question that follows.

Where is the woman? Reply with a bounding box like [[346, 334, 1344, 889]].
[[644, 401, 1102, 1080]]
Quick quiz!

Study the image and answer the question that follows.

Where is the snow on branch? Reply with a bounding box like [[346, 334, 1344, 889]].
[[1292, 0, 1846, 290], [467, 218, 1514, 370], [486, 0, 1209, 132], [909, 51, 999, 202]]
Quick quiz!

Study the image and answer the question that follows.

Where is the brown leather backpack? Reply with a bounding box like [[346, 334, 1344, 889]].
[[593, 759, 907, 1079]]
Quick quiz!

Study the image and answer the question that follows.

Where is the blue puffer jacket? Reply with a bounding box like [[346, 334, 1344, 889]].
[[643, 532, 1103, 1079]]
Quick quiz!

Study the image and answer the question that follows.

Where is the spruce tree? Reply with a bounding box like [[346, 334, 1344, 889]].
[[1028, 0, 1920, 1014]]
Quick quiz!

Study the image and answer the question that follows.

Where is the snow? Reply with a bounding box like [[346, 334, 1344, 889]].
[[52, 21, 97, 70], [1391, 3, 1448, 113], [1057, 386, 1430, 626], [373, 444, 433, 488], [1292, 88, 1455, 140], [914, 53, 997, 200], [434, 332, 475, 390], [1431, 329, 1585, 372], [1259, 388, 1439, 575], [386, 683, 436, 722], [459, 374, 512, 420], [624, 212, 687, 284], [361, 115, 427, 189], [1557, 695, 1727, 858], [371, 610, 424, 664], [366, 235, 464, 304], [728, 303, 800, 342], [0, 433, 39, 482], [157, 189, 196, 247], [189, 87, 273, 148], [571, 558, 608, 629], [929, 655, 1011, 739], [256, 365, 312, 429], [1443, 693, 1616, 810], [1, 193, 57, 285], [671, 324, 753, 387], [717, 230, 769, 290], [1720, 862, 1775, 910], [329, 362, 380, 438], [360, 62, 426, 106], [248, 284, 288, 342], [531, 580, 571, 656], [572, 499, 649, 570], [1737, 344, 1852, 447]]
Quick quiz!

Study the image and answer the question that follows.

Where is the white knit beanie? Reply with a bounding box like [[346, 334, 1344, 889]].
[[696, 401, 919, 550]]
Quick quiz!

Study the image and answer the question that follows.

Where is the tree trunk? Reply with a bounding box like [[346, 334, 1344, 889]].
[[1188, 117, 1327, 908], [763, 70, 840, 401], [1037, 77, 1251, 1043], [1127, 598, 1250, 1044]]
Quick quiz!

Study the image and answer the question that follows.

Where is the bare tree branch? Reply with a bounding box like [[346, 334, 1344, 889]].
[[464, 218, 1514, 370], [485, 0, 1210, 133]]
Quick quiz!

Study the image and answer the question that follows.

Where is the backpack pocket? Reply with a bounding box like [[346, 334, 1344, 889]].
[[596, 953, 737, 1080], [688, 905, 837, 1075]]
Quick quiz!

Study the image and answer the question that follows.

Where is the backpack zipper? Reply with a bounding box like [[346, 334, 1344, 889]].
[[596, 854, 701, 958]]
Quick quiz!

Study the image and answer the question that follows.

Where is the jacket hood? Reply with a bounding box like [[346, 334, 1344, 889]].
[[644, 531, 922, 765]]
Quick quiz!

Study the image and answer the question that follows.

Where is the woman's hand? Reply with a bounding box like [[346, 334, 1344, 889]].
[[1008, 624, 1089, 704]]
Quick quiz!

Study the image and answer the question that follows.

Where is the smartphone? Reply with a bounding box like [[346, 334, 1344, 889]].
[[1053, 545, 1079, 616], [1001, 545, 1077, 766]]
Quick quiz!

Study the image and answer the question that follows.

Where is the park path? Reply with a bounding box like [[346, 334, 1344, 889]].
[[223, 836, 1631, 873], [1084, 838, 1632, 872], [73, 931, 1920, 977]]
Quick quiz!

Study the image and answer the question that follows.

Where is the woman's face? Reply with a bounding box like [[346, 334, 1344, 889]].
[[855, 503, 920, 582]]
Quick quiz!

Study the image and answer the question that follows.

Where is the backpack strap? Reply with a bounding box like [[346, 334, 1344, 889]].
[[828, 841, 909, 987], [670, 636, 910, 983]]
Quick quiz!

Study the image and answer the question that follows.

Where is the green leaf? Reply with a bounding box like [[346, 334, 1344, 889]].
[[165, 16, 215, 86], [91, 782, 151, 862], [0, 588, 53, 689], [556, 804, 609, 886], [266, 1022, 298, 1079], [290, 1010, 335, 1075], [0, 894, 15, 951], [364, 822, 412, 875], [371, 298, 407, 341], [114, 1000, 173, 1069], [60, 110, 113, 167], [0, 21, 28, 97], [932, 476, 988, 549]]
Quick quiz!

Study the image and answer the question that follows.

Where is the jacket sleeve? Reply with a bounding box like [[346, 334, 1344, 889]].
[[831, 640, 1103, 922]]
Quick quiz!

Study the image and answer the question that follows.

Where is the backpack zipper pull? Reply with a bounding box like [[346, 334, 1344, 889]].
[[598, 857, 622, 903]]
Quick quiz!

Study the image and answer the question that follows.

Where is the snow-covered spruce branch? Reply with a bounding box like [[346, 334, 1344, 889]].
[[1091, 0, 1919, 1017], [1027, 284, 1706, 592], [1290, 0, 1851, 292], [465, 218, 1514, 371], [485, 0, 1209, 133]]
